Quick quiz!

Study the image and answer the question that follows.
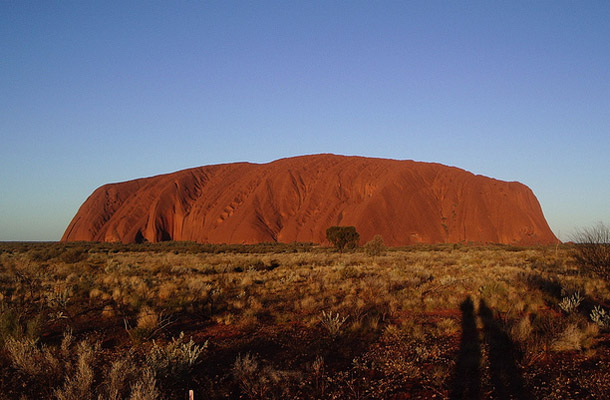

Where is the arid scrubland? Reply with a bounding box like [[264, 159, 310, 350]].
[[1, 242, 609, 399]]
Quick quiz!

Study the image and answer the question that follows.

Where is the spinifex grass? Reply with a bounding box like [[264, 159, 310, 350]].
[[0, 242, 608, 399]]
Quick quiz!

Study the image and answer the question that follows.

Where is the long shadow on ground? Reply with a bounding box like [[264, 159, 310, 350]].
[[479, 299, 532, 400], [450, 296, 481, 400]]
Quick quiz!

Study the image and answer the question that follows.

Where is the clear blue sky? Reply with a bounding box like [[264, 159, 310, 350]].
[[1, 1, 609, 241]]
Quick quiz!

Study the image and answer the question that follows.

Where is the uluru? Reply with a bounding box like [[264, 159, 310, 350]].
[[62, 154, 557, 246]]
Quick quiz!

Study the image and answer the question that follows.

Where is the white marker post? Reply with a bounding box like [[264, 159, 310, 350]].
[[189, 389, 194, 400]]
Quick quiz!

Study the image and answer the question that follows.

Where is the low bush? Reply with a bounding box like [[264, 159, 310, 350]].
[[572, 222, 610, 280], [590, 305, 610, 329], [326, 226, 360, 251], [558, 292, 583, 314], [319, 310, 348, 338], [146, 332, 206, 380], [363, 234, 387, 257], [60, 247, 89, 264]]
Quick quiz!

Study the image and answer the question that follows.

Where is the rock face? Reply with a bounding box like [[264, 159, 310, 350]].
[[62, 154, 557, 245]]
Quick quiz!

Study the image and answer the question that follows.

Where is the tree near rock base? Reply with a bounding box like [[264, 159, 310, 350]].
[[326, 226, 360, 252]]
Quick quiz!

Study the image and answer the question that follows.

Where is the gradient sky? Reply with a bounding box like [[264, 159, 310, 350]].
[[1, 1, 609, 241]]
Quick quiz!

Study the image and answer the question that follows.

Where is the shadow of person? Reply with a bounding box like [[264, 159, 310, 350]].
[[479, 299, 532, 400], [450, 296, 481, 400]]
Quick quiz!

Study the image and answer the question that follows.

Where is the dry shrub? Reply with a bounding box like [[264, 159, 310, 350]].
[[236, 310, 259, 330], [0, 306, 25, 345], [55, 341, 100, 400], [128, 369, 160, 400], [363, 234, 387, 257], [296, 295, 318, 314], [136, 307, 160, 331], [340, 265, 363, 279], [310, 355, 327, 396], [60, 248, 88, 264], [146, 332, 206, 380], [89, 288, 104, 299], [157, 282, 178, 300], [558, 292, 583, 314], [319, 310, 348, 338], [5, 336, 61, 377], [125, 308, 171, 343], [233, 353, 265, 397], [582, 322, 600, 349], [436, 317, 459, 336], [102, 305, 116, 318], [233, 353, 300, 399], [8, 330, 161, 400], [511, 315, 534, 343], [590, 305, 610, 329], [551, 324, 584, 352], [103, 353, 140, 400], [572, 223, 610, 280]]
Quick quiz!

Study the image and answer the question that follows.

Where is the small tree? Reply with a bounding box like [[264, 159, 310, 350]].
[[326, 226, 360, 251], [571, 222, 610, 281], [363, 234, 387, 257]]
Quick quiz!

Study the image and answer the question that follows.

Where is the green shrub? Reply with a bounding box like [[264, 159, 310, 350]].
[[326, 226, 360, 251], [60, 248, 88, 264], [0, 305, 21, 344]]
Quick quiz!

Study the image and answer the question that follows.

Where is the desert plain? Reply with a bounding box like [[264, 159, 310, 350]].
[[1, 241, 609, 399]]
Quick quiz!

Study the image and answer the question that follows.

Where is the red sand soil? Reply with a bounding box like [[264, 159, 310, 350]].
[[62, 154, 557, 246]]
